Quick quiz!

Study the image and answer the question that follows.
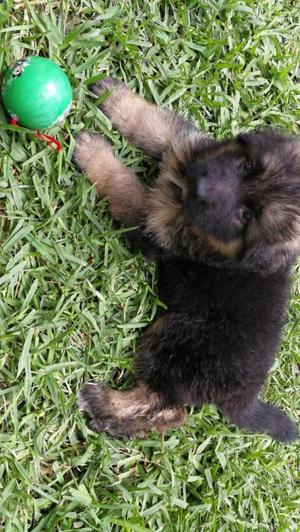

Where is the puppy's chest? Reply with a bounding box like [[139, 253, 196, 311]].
[[156, 258, 286, 325]]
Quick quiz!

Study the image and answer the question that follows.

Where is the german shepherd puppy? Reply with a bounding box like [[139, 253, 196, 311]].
[[74, 77, 300, 442]]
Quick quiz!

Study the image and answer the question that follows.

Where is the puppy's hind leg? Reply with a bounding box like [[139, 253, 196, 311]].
[[221, 398, 298, 443], [78, 382, 187, 438]]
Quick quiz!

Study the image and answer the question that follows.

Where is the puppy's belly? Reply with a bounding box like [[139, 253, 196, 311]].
[[137, 259, 287, 404], [135, 305, 276, 407]]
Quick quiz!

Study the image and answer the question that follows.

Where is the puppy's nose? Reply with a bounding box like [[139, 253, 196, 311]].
[[197, 180, 231, 202]]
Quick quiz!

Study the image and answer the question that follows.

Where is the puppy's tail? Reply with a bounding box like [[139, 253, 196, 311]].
[[224, 399, 298, 443], [78, 382, 186, 438]]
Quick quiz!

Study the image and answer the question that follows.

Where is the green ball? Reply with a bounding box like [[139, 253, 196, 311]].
[[1, 56, 72, 130]]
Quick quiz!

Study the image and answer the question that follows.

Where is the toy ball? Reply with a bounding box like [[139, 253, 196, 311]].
[[1, 56, 72, 130]]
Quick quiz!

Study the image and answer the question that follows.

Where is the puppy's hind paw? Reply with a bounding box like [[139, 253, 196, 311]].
[[77, 381, 107, 414], [77, 381, 138, 438], [77, 381, 116, 434]]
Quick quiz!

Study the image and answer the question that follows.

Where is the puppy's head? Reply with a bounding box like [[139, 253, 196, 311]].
[[147, 130, 300, 273]]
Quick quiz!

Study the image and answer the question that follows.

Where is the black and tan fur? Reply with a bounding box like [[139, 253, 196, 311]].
[[74, 77, 300, 442]]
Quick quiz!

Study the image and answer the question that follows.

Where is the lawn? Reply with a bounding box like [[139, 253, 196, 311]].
[[0, 0, 299, 530]]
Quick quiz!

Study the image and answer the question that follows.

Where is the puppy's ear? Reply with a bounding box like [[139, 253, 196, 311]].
[[237, 129, 296, 153], [241, 239, 300, 274]]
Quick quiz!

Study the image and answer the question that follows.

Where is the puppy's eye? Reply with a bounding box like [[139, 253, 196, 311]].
[[170, 181, 183, 202], [243, 161, 254, 175], [242, 209, 253, 222]]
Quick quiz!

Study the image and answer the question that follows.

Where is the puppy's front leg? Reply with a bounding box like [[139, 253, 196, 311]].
[[73, 131, 148, 225], [90, 77, 206, 158]]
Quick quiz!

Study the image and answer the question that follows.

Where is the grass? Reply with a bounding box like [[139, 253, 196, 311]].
[[0, 0, 300, 530]]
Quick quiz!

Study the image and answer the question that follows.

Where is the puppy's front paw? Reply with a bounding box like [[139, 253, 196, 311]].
[[89, 76, 129, 117], [72, 130, 113, 175], [89, 75, 125, 96]]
